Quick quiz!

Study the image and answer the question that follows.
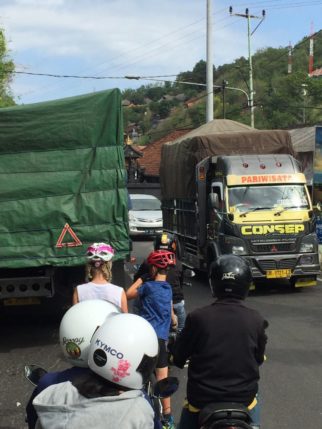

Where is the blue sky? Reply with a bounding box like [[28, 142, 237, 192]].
[[2, 0, 322, 104]]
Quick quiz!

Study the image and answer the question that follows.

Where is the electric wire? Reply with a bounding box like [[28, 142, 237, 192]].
[[13, 0, 322, 99]]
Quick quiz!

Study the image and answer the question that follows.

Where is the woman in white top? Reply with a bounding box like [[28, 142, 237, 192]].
[[72, 242, 128, 313]]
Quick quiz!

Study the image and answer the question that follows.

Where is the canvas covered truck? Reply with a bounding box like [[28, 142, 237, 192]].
[[0, 89, 131, 310], [160, 129, 319, 288]]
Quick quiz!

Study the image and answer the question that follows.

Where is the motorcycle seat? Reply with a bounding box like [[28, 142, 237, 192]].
[[198, 401, 251, 426]]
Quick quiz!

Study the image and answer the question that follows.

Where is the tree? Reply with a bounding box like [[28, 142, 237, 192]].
[[176, 60, 214, 93], [145, 85, 165, 101], [0, 29, 15, 107], [122, 31, 322, 132], [187, 102, 206, 127]]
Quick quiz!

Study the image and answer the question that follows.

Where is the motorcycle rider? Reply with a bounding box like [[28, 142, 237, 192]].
[[72, 242, 128, 313], [26, 299, 120, 429], [126, 249, 177, 429], [32, 313, 159, 429], [171, 254, 268, 429], [133, 232, 186, 332]]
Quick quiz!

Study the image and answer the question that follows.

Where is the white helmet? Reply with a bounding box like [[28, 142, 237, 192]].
[[86, 242, 114, 262], [88, 313, 159, 389], [59, 300, 120, 367]]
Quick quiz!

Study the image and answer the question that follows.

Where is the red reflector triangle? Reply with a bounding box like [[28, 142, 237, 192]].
[[56, 223, 82, 248]]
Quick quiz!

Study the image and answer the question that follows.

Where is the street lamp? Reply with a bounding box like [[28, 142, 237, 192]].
[[225, 84, 250, 109], [168, 79, 251, 116]]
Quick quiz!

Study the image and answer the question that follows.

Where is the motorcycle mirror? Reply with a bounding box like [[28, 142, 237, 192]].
[[24, 365, 47, 386], [153, 376, 179, 399]]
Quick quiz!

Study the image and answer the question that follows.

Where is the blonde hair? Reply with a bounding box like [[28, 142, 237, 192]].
[[86, 260, 113, 282]]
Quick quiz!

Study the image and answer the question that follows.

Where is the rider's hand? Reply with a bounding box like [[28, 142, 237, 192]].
[[171, 314, 178, 331], [140, 273, 150, 282]]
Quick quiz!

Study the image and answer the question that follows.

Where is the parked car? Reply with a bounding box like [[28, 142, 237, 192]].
[[128, 194, 163, 237]]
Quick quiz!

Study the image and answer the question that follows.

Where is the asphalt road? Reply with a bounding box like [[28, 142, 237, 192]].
[[1, 239, 322, 429]]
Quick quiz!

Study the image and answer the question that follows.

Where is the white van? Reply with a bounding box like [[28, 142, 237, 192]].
[[129, 194, 163, 237]]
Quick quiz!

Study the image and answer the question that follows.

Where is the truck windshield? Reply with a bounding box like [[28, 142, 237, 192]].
[[228, 185, 309, 213]]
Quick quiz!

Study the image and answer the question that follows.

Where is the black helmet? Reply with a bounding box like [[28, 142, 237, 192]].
[[209, 254, 252, 299], [154, 232, 176, 253]]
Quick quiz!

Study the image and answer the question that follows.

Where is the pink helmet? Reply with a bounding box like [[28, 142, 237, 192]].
[[86, 242, 115, 262]]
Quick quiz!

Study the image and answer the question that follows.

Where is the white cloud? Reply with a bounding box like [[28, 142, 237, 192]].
[[1, 0, 321, 103], [3, 1, 207, 66]]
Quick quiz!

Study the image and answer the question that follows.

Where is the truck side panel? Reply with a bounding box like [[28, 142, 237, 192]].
[[0, 89, 130, 269], [0, 89, 131, 305]]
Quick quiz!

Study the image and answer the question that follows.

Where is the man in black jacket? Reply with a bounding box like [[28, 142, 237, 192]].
[[172, 254, 268, 429]]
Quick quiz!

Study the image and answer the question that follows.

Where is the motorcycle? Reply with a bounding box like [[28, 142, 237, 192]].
[[198, 402, 254, 429], [24, 365, 179, 428], [24, 364, 47, 386]]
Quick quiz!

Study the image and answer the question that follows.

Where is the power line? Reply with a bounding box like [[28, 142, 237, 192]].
[[12, 17, 321, 86], [11, 0, 322, 103], [12, 71, 178, 80], [13, 8, 235, 100]]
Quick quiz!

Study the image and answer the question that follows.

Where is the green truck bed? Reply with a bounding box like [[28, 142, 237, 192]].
[[0, 89, 130, 269]]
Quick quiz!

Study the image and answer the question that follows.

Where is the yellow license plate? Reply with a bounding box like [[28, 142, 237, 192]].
[[3, 297, 41, 306], [266, 269, 292, 279]]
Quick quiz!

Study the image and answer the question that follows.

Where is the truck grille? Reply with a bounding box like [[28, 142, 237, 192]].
[[257, 258, 297, 272], [251, 242, 296, 253]]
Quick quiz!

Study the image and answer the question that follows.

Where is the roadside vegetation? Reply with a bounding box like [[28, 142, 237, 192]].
[[0, 29, 15, 107]]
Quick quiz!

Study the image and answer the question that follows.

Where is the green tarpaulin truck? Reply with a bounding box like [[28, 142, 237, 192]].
[[0, 89, 130, 309]]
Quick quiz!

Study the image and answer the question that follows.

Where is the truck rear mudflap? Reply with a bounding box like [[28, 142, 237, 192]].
[[249, 253, 320, 287]]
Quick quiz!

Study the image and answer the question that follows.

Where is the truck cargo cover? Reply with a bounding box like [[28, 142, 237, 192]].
[[0, 89, 129, 268], [160, 130, 296, 199]]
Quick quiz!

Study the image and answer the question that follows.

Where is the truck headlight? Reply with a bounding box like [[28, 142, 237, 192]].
[[224, 236, 247, 255], [300, 234, 317, 253], [300, 242, 314, 253], [232, 245, 246, 255], [300, 255, 313, 264]]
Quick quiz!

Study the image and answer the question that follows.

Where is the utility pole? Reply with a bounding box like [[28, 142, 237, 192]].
[[229, 7, 265, 128], [288, 42, 292, 74], [309, 21, 314, 75], [301, 83, 308, 124], [222, 80, 228, 118], [206, 0, 213, 122]]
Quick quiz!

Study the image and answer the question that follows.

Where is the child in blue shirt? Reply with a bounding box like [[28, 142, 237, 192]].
[[126, 249, 177, 429]]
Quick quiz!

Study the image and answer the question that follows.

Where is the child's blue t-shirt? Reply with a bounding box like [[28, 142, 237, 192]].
[[138, 280, 172, 340]]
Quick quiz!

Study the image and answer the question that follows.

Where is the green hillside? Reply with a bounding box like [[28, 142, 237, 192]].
[[123, 31, 322, 144]]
